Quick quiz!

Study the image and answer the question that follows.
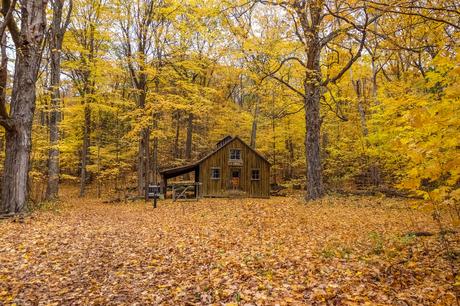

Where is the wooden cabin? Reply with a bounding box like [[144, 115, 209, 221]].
[[160, 136, 271, 198]]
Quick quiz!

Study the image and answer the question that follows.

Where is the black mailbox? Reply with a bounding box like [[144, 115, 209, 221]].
[[148, 185, 160, 198], [148, 185, 160, 208]]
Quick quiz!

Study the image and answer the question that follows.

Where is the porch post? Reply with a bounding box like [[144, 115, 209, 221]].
[[161, 175, 168, 198]]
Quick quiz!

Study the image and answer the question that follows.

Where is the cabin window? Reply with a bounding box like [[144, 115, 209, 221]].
[[211, 168, 220, 179], [251, 169, 260, 180], [229, 149, 241, 160]]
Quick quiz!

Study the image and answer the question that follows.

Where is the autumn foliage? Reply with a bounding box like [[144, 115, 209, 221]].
[[0, 193, 459, 304], [0, 0, 459, 303]]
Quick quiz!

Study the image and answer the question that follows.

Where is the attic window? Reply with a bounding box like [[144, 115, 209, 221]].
[[229, 149, 241, 160], [211, 168, 220, 179]]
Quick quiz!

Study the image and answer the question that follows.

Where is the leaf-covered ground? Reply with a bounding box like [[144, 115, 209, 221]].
[[0, 195, 459, 305]]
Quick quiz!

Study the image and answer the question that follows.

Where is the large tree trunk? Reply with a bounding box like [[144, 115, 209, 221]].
[[2, 123, 32, 213], [304, 87, 323, 200], [304, 44, 324, 200], [0, 0, 48, 214], [1, 51, 41, 213]]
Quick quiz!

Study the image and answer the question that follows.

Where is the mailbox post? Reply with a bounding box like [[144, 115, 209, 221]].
[[148, 185, 160, 208]]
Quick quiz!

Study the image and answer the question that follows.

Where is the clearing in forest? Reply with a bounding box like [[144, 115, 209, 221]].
[[0, 196, 458, 305]]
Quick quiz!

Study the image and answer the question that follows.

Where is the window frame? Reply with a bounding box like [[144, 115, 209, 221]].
[[210, 167, 221, 180], [229, 148, 242, 160], [251, 168, 261, 181]]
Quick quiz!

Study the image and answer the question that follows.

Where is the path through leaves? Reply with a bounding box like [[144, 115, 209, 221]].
[[0, 196, 458, 305]]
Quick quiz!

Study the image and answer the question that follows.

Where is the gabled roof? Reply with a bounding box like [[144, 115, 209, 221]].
[[160, 136, 271, 178], [197, 136, 271, 165], [216, 135, 233, 149]]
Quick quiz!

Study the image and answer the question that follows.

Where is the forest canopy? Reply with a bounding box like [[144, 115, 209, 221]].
[[0, 0, 458, 213]]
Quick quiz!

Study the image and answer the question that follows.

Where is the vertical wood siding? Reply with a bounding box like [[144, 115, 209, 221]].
[[199, 138, 270, 197]]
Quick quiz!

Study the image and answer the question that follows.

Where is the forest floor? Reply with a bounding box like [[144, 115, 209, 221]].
[[0, 192, 459, 305]]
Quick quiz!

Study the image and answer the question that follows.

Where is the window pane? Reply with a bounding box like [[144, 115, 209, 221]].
[[251, 169, 260, 180], [230, 149, 241, 160], [211, 168, 220, 179]]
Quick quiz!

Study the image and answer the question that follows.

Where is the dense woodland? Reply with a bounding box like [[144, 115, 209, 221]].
[[0, 0, 459, 213]]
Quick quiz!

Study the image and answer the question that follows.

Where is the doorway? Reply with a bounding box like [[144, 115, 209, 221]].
[[230, 168, 241, 190]]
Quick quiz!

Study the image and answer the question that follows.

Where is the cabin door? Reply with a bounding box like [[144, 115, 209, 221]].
[[230, 168, 241, 190]]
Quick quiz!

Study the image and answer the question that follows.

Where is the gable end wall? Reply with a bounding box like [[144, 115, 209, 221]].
[[199, 138, 270, 197]]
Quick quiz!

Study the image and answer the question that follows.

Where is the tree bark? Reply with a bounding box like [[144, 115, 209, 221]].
[[46, 0, 71, 200], [0, 0, 48, 214], [137, 132, 145, 196], [152, 113, 158, 184], [137, 88, 150, 196], [173, 111, 180, 158], [76, 13, 96, 198], [79, 103, 91, 197], [185, 113, 193, 161], [303, 42, 324, 200], [250, 100, 259, 149], [304, 88, 323, 200], [184, 113, 193, 180], [136, 82, 148, 196], [285, 120, 294, 180], [297, 2, 324, 201], [144, 126, 150, 201], [2, 123, 32, 213]]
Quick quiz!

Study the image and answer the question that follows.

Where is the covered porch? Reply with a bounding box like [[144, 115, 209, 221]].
[[159, 163, 201, 199]]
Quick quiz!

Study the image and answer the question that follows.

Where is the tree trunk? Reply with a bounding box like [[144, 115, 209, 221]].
[[250, 100, 259, 149], [0, 0, 48, 214], [304, 89, 323, 200], [137, 133, 145, 196], [96, 139, 101, 198], [185, 113, 193, 161], [272, 114, 277, 185], [184, 113, 193, 180], [46, 0, 71, 200], [285, 122, 294, 180], [2, 124, 32, 213], [46, 45, 61, 200], [136, 89, 147, 196], [79, 103, 91, 197], [152, 136, 158, 183], [47, 68, 60, 199], [173, 111, 180, 158], [152, 115, 158, 184], [1, 54, 38, 212], [144, 126, 150, 201], [304, 46, 324, 200]]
